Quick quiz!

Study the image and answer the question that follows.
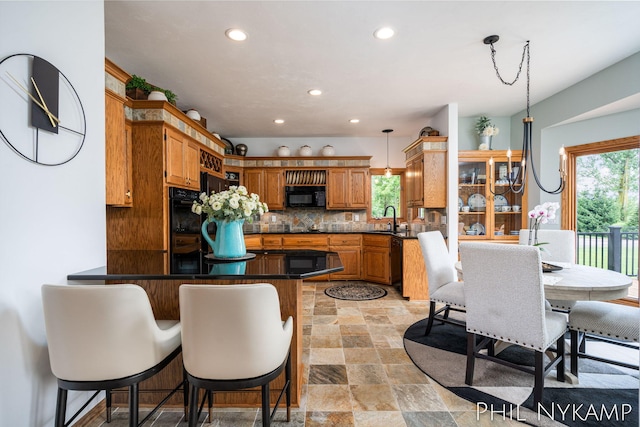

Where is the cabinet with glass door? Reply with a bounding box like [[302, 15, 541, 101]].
[[458, 150, 527, 242]]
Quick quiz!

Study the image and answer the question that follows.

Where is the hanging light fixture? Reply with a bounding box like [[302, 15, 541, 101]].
[[483, 35, 566, 195], [383, 129, 393, 177]]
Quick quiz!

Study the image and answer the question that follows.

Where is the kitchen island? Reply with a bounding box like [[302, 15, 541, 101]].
[[68, 249, 343, 409]]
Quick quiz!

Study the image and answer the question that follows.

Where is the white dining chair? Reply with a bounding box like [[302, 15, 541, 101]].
[[41, 284, 184, 427], [179, 283, 293, 427], [569, 301, 639, 377], [459, 242, 567, 407], [519, 229, 577, 311], [417, 231, 466, 335]]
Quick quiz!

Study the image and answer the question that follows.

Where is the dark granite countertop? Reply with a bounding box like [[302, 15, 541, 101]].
[[68, 250, 343, 281], [245, 230, 422, 239]]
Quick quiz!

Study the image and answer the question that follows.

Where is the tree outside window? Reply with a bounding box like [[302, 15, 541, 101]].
[[371, 172, 402, 219]]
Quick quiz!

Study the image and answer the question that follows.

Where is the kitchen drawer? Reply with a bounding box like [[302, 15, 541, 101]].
[[262, 235, 283, 249], [282, 235, 329, 248], [244, 234, 262, 250], [362, 233, 391, 248], [329, 234, 362, 246]]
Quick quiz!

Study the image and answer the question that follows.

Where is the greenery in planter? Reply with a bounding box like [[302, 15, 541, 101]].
[[125, 75, 152, 94], [475, 116, 499, 136]]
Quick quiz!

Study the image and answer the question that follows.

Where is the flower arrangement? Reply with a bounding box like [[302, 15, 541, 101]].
[[527, 202, 560, 246], [191, 185, 268, 222], [475, 116, 500, 137]]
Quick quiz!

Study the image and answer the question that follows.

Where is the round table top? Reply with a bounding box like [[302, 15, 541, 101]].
[[454, 261, 632, 301]]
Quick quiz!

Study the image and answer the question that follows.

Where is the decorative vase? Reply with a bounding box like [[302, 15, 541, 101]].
[[186, 109, 201, 121], [277, 146, 291, 157], [148, 90, 168, 101], [235, 144, 248, 156], [321, 145, 335, 156], [299, 145, 313, 156], [201, 218, 246, 258], [479, 135, 492, 150]]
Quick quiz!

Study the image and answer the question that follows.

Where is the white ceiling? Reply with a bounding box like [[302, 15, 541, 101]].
[[105, 1, 640, 139]]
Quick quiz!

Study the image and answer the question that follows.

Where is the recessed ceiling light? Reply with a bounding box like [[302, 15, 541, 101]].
[[225, 28, 248, 41], [274, 119, 285, 124], [307, 89, 322, 96], [374, 27, 395, 40], [349, 119, 360, 123]]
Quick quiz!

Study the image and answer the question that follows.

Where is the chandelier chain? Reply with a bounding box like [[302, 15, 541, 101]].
[[489, 41, 531, 115]]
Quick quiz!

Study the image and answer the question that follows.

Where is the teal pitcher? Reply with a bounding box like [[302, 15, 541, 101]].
[[201, 218, 246, 258]]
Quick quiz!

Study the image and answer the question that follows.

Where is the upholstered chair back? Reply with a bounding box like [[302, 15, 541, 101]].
[[41, 284, 182, 381], [179, 283, 293, 380], [418, 231, 456, 294], [519, 229, 576, 263], [459, 243, 559, 351]]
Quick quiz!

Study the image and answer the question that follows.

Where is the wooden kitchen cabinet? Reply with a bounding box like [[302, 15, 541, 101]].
[[105, 59, 133, 207], [244, 168, 285, 210], [404, 137, 447, 208], [458, 150, 527, 242], [362, 234, 391, 284], [105, 90, 133, 206], [400, 239, 429, 301], [244, 234, 262, 250], [329, 234, 362, 280], [282, 235, 329, 249], [326, 168, 369, 209], [165, 127, 200, 190]]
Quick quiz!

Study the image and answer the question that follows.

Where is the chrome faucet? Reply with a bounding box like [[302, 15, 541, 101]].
[[383, 205, 397, 233]]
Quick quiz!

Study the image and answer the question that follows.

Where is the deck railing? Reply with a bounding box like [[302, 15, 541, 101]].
[[577, 226, 638, 277]]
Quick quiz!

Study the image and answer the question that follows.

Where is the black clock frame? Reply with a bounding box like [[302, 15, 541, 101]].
[[0, 53, 86, 166]]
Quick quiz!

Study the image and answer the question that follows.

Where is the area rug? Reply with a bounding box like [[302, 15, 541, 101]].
[[324, 283, 387, 301], [403, 319, 638, 427]]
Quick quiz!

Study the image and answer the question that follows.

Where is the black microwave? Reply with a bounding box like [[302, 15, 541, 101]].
[[286, 186, 326, 208]]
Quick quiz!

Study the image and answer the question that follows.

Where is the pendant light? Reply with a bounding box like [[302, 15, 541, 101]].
[[383, 129, 393, 178], [483, 35, 566, 195]]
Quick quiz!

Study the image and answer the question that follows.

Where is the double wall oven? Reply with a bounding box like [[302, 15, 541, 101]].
[[169, 172, 228, 273]]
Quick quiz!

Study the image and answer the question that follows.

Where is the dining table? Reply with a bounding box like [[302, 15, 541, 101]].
[[454, 261, 633, 301]]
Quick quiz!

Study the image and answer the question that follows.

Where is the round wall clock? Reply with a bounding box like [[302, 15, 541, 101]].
[[0, 53, 86, 166]]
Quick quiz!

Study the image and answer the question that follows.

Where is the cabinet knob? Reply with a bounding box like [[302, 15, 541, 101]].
[[126, 191, 131, 198]]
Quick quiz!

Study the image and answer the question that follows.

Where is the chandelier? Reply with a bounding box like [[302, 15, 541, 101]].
[[483, 35, 566, 195]]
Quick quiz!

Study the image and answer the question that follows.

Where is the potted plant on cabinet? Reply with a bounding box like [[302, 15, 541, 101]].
[[125, 75, 152, 100], [475, 116, 499, 150]]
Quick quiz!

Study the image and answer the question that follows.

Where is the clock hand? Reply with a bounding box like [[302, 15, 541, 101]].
[[5, 71, 60, 124], [31, 77, 57, 127]]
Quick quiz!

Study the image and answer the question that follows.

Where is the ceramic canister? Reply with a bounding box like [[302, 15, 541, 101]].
[[277, 146, 291, 156], [321, 145, 335, 156], [299, 145, 313, 156]]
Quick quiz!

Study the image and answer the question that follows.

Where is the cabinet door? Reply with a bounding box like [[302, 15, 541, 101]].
[[410, 156, 423, 206], [458, 158, 489, 239], [244, 169, 264, 197], [363, 246, 390, 284], [264, 169, 285, 210], [349, 169, 369, 208], [105, 91, 133, 206], [327, 169, 348, 208], [423, 151, 446, 208], [330, 246, 361, 280], [165, 129, 186, 186], [184, 141, 200, 190]]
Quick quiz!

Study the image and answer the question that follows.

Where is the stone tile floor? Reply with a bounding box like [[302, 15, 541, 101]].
[[85, 282, 526, 426]]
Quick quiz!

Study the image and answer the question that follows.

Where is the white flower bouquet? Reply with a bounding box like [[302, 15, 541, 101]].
[[475, 116, 500, 136], [192, 185, 268, 222]]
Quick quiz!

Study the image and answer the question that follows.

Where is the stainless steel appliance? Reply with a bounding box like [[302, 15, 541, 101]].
[[168, 187, 202, 273], [285, 186, 326, 208]]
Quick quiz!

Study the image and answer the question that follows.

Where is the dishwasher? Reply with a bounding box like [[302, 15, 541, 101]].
[[390, 237, 403, 294]]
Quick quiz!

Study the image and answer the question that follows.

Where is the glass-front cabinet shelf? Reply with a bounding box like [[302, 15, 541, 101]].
[[458, 150, 527, 241]]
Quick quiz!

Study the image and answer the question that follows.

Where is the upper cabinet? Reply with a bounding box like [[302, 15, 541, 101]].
[[327, 168, 369, 209], [105, 59, 133, 207], [165, 127, 200, 190], [457, 150, 527, 241], [244, 168, 285, 210], [403, 136, 447, 208]]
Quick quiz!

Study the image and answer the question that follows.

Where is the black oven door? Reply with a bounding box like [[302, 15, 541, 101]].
[[171, 251, 202, 274], [286, 253, 327, 275]]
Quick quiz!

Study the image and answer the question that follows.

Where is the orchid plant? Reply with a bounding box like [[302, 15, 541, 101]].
[[527, 202, 560, 248], [191, 185, 268, 222]]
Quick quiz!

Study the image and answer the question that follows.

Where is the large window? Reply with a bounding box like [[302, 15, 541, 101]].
[[370, 168, 404, 222], [563, 136, 639, 303]]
